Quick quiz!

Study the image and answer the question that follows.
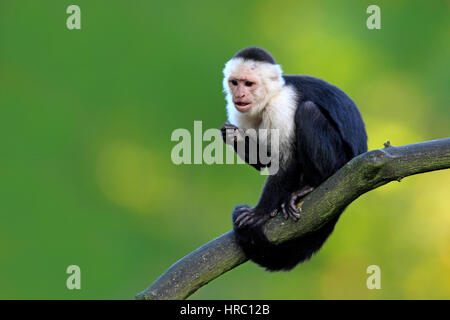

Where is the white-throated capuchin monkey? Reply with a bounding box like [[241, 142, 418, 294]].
[[221, 47, 367, 271]]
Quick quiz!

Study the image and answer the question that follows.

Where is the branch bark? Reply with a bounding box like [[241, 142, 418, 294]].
[[136, 138, 450, 300]]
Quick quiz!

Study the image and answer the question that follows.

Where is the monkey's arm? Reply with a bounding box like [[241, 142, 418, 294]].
[[263, 100, 351, 220], [220, 122, 268, 171], [295, 101, 354, 185]]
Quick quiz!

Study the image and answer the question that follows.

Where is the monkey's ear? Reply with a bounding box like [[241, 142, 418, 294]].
[[222, 58, 240, 79], [259, 63, 284, 84]]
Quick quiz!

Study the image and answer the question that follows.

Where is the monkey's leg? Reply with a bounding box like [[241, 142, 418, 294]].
[[233, 205, 258, 228], [274, 186, 315, 221], [233, 173, 291, 229]]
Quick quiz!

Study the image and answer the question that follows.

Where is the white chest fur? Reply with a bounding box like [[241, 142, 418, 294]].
[[226, 84, 298, 163]]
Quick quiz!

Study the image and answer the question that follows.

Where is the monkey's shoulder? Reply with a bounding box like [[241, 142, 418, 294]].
[[282, 75, 354, 107], [284, 74, 367, 155]]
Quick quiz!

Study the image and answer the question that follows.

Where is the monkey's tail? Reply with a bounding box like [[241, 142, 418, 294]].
[[232, 212, 341, 271]]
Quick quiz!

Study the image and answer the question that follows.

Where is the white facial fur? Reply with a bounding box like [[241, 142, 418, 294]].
[[222, 58, 298, 164]]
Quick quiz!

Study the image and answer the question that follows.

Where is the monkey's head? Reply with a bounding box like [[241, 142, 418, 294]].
[[223, 47, 284, 118]]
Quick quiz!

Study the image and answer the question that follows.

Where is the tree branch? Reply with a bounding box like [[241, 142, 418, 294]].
[[136, 138, 450, 300]]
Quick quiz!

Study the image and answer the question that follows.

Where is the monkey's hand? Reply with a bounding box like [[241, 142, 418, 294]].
[[220, 122, 244, 145], [271, 186, 315, 221], [232, 204, 269, 229]]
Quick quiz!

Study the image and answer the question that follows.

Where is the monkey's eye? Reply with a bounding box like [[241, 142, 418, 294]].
[[245, 81, 254, 87], [230, 80, 238, 86]]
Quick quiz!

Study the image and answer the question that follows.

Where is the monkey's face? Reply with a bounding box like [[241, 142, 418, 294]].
[[223, 57, 284, 117], [228, 69, 259, 113]]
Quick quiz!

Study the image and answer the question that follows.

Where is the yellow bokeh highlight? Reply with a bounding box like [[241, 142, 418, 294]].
[[96, 140, 176, 215]]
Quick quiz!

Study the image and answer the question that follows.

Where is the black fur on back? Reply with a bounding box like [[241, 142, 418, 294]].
[[233, 46, 276, 64], [232, 75, 368, 271], [284, 75, 367, 159]]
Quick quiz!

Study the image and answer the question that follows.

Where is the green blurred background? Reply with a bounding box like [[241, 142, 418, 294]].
[[0, 0, 449, 299]]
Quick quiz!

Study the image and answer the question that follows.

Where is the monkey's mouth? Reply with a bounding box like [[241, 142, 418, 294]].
[[234, 101, 252, 112]]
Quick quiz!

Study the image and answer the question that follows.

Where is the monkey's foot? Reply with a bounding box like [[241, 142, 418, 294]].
[[220, 122, 244, 145], [232, 205, 268, 229], [272, 186, 315, 221]]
